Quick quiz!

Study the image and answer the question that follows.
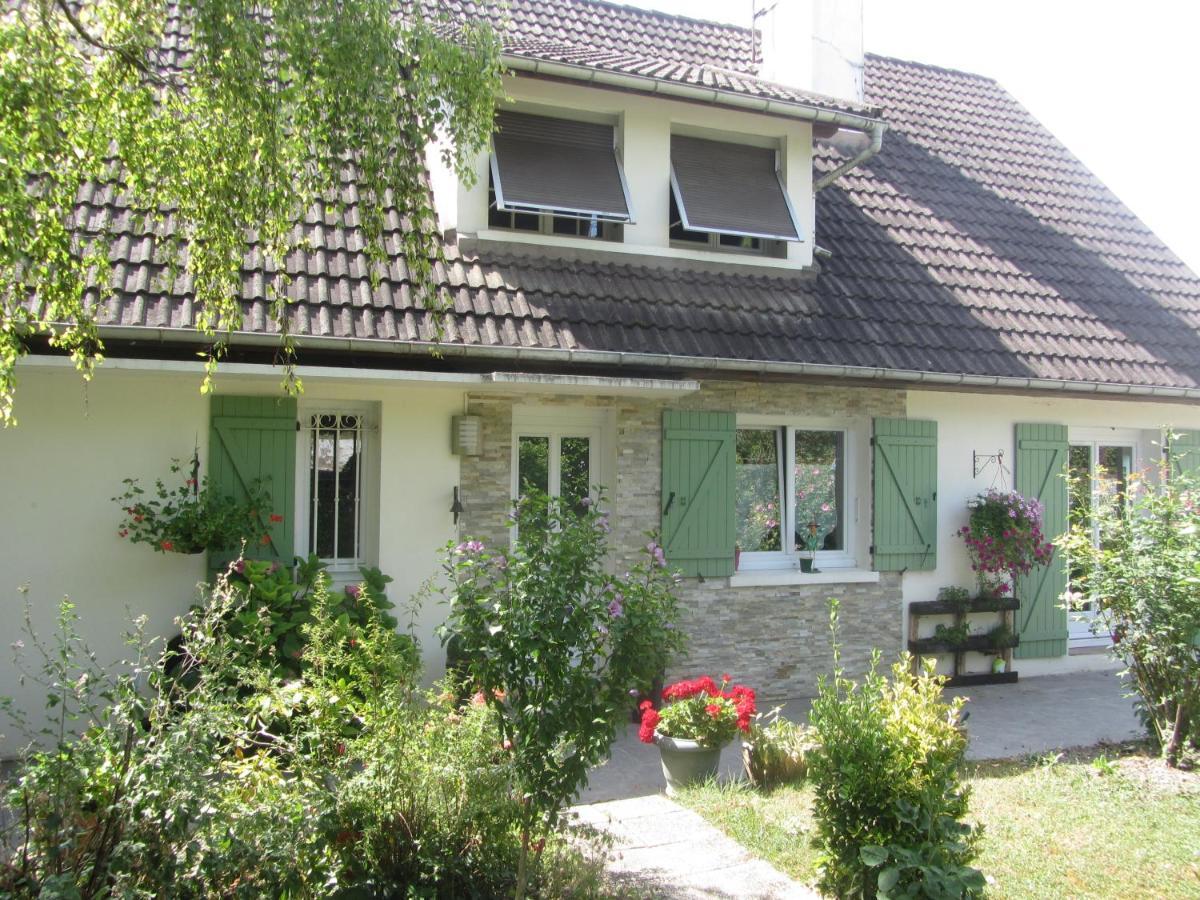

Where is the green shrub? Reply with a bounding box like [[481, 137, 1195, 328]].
[[1, 573, 614, 898], [936, 586, 971, 611], [807, 600, 983, 899], [1058, 440, 1200, 767], [440, 489, 685, 896]]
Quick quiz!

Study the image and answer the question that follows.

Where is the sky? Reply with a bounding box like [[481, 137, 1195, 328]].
[[625, 0, 1200, 273]]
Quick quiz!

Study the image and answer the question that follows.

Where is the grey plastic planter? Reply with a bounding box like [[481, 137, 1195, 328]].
[[654, 733, 723, 795]]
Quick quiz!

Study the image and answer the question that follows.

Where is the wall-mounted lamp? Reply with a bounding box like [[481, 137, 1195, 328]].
[[450, 486, 465, 525]]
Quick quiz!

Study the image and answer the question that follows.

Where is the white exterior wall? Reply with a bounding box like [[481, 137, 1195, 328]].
[[904, 390, 1200, 676], [442, 76, 816, 268], [0, 364, 463, 755]]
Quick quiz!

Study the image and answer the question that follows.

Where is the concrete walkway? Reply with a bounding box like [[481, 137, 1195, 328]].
[[571, 794, 817, 899]]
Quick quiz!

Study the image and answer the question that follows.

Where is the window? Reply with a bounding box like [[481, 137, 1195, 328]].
[[1067, 437, 1135, 647], [489, 172, 621, 241], [669, 191, 770, 254], [669, 134, 802, 246], [511, 407, 612, 520], [295, 405, 379, 574], [736, 426, 849, 568], [490, 110, 633, 227]]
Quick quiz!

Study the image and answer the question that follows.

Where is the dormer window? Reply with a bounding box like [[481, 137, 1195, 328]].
[[669, 135, 802, 249], [489, 110, 634, 233]]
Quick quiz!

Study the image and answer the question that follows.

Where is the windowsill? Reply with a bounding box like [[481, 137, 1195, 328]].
[[462, 229, 809, 272], [728, 568, 880, 587]]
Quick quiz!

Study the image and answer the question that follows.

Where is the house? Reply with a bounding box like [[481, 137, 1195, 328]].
[[4, 0, 1200, 750]]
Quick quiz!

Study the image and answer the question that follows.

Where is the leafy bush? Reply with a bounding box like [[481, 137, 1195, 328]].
[[742, 707, 815, 788], [936, 586, 971, 611], [440, 489, 685, 895], [807, 600, 983, 899], [1059, 443, 1200, 767], [1, 574, 613, 897], [637, 674, 756, 747]]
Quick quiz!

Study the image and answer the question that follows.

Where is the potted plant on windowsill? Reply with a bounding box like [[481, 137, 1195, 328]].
[[114, 451, 277, 555], [638, 674, 756, 795]]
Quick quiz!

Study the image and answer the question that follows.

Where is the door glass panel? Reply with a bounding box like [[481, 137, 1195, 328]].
[[335, 417, 361, 559], [1098, 445, 1133, 512], [1067, 444, 1092, 604], [313, 416, 337, 558], [794, 430, 843, 551], [560, 436, 591, 512], [517, 435, 550, 495], [736, 428, 782, 552]]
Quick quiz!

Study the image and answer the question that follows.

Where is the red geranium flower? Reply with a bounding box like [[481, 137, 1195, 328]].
[[160, 540, 174, 551], [269, 513, 284, 523]]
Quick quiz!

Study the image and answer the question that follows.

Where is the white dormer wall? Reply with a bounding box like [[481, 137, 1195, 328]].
[[758, 0, 864, 105], [430, 75, 815, 269]]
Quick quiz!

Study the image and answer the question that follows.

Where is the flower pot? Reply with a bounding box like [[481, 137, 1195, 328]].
[[654, 733, 723, 795], [799, 555, 815, 573]]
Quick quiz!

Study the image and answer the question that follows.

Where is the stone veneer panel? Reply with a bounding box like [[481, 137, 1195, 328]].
[[458, 380, 907, 699]]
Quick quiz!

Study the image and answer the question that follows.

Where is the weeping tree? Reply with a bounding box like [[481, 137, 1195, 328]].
[[0, 0, 503, 424]]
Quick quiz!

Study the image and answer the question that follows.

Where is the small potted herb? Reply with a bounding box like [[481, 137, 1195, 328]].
[[115, 451, 276, 554], [639, 674, 756, 794], [936, 585, 972, 613]]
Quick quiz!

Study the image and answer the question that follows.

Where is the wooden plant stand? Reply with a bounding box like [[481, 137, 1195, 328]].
[[907, 595, 1020, 687]]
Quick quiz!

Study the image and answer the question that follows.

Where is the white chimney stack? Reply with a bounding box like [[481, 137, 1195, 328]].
[[756, 0, 864, 105]]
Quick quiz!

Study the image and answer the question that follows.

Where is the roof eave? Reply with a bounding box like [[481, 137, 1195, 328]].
[[501, 54, 883, 133], [85, 324, 1200, 402]]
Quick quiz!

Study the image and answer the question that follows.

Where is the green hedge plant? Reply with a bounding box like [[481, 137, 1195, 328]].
[[807, 600, 984, 899]]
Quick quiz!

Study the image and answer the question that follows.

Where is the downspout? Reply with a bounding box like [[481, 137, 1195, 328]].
[[813, 119, 885, 192]]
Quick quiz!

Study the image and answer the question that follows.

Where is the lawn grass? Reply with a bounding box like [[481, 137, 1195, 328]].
[[676, 743, 1200, 899]]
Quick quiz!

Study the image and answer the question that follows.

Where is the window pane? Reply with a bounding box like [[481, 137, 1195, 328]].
[[313, 428, 337, 558], [560, 436, 591, 512], [518, 436, 550, 495], [1098, 445, 1133, 509], [336, 419, 361, 559], [794, 431, 843, 552], [736, 429, 782, 552]]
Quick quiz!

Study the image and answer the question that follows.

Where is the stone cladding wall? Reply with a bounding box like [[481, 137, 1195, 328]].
[[458, 380, 907, 699]]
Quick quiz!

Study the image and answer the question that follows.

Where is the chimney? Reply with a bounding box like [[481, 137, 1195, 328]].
[[756, 0, 864, 105]]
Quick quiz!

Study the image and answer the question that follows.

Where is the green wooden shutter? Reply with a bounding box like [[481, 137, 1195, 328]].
[[872, 418, 937, 571], [1167, 429, 1200, 478], [208, 395, 297, 568], [661, 410, 735, 578], [1014, 422, 1069, 659]]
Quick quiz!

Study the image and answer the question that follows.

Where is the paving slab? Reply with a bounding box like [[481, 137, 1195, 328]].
[[571, 794, 817, 900]]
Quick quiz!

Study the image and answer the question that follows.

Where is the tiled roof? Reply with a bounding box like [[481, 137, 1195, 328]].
[[67, 21, 1200, 391], [441, 0, 758, 74], [440, 0, 879, 119]]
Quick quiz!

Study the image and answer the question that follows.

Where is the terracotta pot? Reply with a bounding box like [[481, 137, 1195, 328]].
[[654, 733, 724, 795]]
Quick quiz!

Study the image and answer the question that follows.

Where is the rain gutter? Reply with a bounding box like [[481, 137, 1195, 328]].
[[83, 324, 1200, 402], [501, 54, 887, 191]]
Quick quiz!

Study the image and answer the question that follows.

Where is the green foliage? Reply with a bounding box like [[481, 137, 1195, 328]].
[[807, 600, 983, 899], [742, 707, 815, 788], [114, 451, 274, 552], [439, 490, 686, 843], [932, 622, 971, 647], [0, 0, 504, 424], [1, 578, 616, 897], [1058, 439, 1200, 766], [216, 554, 411, 685], [935, 586, 971, 612]]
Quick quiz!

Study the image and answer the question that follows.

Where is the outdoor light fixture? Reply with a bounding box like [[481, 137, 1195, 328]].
[[450, 486, 465, 524]]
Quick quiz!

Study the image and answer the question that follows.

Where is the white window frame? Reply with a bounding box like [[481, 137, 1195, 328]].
[[1066, 426, 1141, 648], [510, 407, 613, 501], [736, 415, 862, 572], [293, 401, 380, 577]]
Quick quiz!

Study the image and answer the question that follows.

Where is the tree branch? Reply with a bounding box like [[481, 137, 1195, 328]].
[[52, 0, 171, 86]]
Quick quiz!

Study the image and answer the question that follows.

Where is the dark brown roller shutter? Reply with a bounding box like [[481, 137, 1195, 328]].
[[492, 111, 632, 222], [670, 135, 801, 241]]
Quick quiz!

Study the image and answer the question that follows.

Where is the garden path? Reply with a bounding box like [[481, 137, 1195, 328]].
[[570, 793, 817, 899]]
